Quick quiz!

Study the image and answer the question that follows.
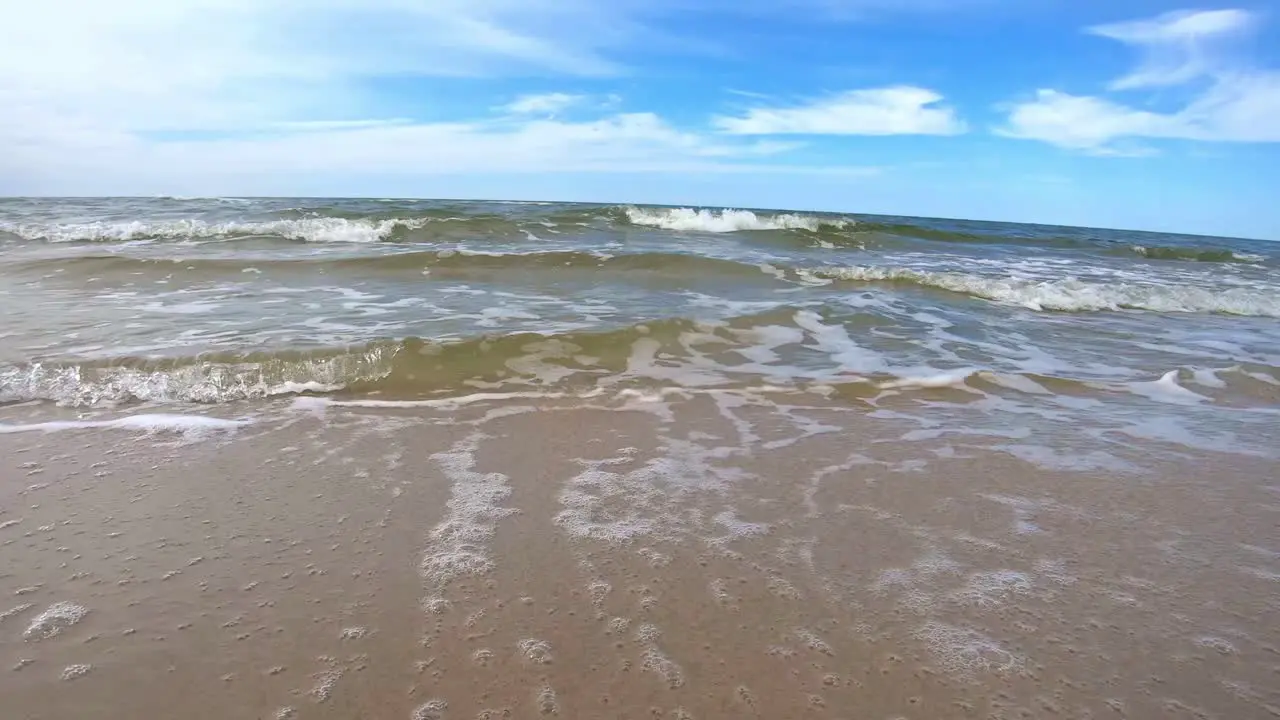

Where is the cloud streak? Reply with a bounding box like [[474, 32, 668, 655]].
[[713, 87, 966, 136]]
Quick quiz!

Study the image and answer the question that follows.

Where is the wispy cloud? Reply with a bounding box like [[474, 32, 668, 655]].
[[502, 93, 587, 116], [712, 87, 966, 136], [1088, 9, 1254, 90], [7, 107, 841, 196], [1000, 8, 1280, 153]]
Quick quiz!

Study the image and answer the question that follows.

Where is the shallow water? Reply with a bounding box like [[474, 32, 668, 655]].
[[1, 198, 1278, 718], [1, 199, 1276, 423]]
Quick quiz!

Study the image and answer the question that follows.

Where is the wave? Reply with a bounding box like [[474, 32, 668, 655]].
[[0, 320, 717, 406], [0, 217, 441, 244], [5, 207, 1265, 268], [6, 310, 1277, 407], [809, 265, 1280, 317], [8, 249, 775, 280], [621, 207, 853, 233], [1127, 245, 1265, 264]]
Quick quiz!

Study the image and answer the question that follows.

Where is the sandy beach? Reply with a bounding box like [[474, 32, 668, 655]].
[[3, 388, 1277, 720]]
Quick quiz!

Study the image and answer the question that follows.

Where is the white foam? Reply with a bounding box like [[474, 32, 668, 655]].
[[60, 664, 92, 681], [625, 207, 850, 233], [0, 603, 33, 624], [24, 601, 88, 640], [411, 700, 448, 720], [914, 622, 1024, 678], [639, 645, 685, 689], [980, 372, 1052, 395], [535, 683, 560, 715], [1, 360, 362, 406], [878, 370, 976, 391], [1, 217, 435, 244], [793, 310, 886, 375], [812, 265, 1280, 317], [1190, 368, 1228, 389], [794, 628, 834, 655], [0, 414, 250, 435], [518, 638, 554, 665], [713, 510, 771, 538], [948, 570, 1033, 608], [420, 434, 516, 598], [1125, 371, 1212, 405]]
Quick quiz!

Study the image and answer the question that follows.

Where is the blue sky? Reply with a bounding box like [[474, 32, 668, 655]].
[[2, 1, 1279, 239]]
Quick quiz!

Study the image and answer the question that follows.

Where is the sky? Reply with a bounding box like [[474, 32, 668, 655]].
[[2, 1, 1279, 239]]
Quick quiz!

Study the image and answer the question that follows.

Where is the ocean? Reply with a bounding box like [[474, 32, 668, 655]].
[[1, 197, 1278, 719]]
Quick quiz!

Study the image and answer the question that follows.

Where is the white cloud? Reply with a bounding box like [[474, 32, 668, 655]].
[[712, 87, 966, 136], [503, 93, 585, 116], [0, 0, 782, 191], [0, 0, 972, 194], [1000, 8, 1280, 152], [1088, 8, 1254, 90]]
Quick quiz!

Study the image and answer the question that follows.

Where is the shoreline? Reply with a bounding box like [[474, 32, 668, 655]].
[[2, 392, 1277, 719]]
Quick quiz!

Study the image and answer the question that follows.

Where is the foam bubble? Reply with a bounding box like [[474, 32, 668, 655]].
[[914, 622, 1024, 678], [640, 646, 685, 689], [535, 684, 559, 715], [60, 664, 92, 681], [0, 603, 33, 624], [634, 623, 662, 643], [420, 434, 516, 592], [24, 602, 88, 640], [948, 570, 1033, 608], [518, 638, 553, 665], [309, 669, 343, 702], [794, 628, 833, 655], [1193, 636, 1237, 655], [411, 699, 448, 720]]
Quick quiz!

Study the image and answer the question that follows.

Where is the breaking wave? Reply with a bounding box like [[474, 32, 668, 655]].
[[622, 207, 853, 233], [811, 265, 1280, 317], [0, 217, 439, 244], [5, 309, 1277, 407]]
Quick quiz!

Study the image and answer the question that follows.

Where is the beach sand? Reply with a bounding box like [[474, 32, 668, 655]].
[[2, 390, 1278, 719]]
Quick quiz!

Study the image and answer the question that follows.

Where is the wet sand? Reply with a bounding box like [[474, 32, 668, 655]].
[[2, 390, 1279, 719]]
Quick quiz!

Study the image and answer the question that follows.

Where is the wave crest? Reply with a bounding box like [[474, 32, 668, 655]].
[[0, 217, 437, 244], [811, 265, 1280, 317], [623, 207, 852, 233]]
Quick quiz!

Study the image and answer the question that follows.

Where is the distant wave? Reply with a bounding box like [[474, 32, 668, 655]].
[[0, 217, 439, 244], [622, 207, 853, 233], [2, 208, 1266, 267], [811, 265, 1280, 317]]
